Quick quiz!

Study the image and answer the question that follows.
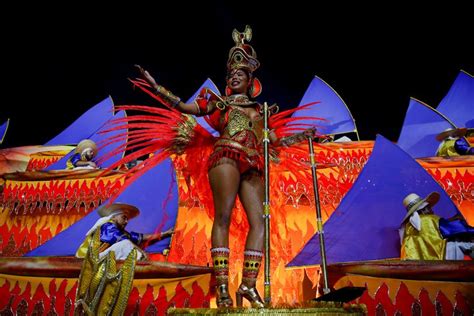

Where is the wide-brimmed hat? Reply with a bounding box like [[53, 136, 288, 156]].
[[76, 139, 98, 155], [402, 192, 440, 223], [436, 127, 467, 142], [98, 203, 139, 219]]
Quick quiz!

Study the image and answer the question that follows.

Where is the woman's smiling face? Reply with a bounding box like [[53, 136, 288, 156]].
[[227, 68, 250, 94]]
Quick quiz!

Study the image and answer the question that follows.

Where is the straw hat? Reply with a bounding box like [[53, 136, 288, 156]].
[[76, 139, 98, 155], [98, 203, 140, 219], [436, 127, 467, 142], [402, 192, 440, 223]]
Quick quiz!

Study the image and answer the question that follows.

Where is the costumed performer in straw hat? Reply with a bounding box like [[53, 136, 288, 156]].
[[66, 139, 99, 169], [76, 203, 174, 260], [435, 127, 473, 157], [400, 192, 474, 260]]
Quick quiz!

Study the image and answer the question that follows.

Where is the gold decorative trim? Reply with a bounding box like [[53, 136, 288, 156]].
[[74, 229, 137, 315]]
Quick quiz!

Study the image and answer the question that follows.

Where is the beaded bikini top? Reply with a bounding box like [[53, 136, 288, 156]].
[[225, 94, 258, 108]]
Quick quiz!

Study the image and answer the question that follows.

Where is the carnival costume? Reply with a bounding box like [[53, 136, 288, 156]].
[[76, 203, 147, 260], [100, 26, 322, 308], [66, 139, 98, 169], [436, 127, 474, 156]]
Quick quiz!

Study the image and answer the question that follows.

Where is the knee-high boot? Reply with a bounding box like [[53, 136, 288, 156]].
[[236, 249, 264, 308], [211, 247, 233, 307]]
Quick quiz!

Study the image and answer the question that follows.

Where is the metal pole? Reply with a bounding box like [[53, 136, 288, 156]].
[[307, 135, 330, 295], [263, 102, 271, 305]]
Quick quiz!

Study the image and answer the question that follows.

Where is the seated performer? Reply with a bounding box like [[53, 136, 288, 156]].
[[435, 127, 474, 157], [400, 192, 474, 260], [66, 139, 99, 169], [76, 203, 174, 260]]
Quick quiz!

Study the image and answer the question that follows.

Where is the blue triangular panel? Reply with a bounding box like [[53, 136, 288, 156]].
[[291, 76, 356, 135], [45, 97, 114, 145]]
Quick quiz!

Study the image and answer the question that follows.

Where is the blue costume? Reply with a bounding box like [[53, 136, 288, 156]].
[[439, 218, 474, 239], [66, 153, 99, 169], [439, 217, 474, 259], [66, 153, 82, 169], [100, 222, 143, 247], [436, 137, 474, 157], [454, 137, 474, 155]]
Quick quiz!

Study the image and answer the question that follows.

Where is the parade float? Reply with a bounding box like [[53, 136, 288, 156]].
[[0, 70, 472, 315]]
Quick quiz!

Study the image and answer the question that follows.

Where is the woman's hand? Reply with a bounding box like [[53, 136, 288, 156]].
[[303, 127, 317, 139], [135, 64, 159, 90]]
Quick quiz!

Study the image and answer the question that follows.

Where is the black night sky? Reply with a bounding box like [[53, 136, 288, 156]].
[[1, 3, 473, 148]]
